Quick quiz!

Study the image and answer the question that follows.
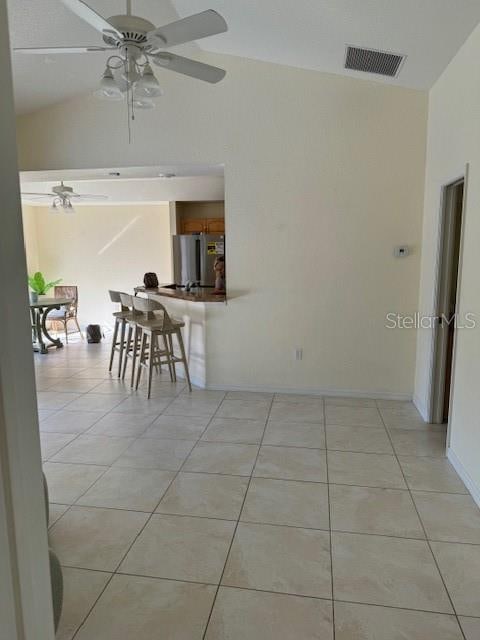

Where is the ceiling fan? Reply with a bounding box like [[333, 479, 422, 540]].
[[14, 0, 228, 113], [21, 181, 108, 213]]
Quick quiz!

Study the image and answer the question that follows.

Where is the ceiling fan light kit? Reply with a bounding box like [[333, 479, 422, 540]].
[[135, 63, 163, 97], [50, 198, 76, 214], [133, 97, 155, 109], [14, 0, 228, 141], [94, 67, 124, 100]]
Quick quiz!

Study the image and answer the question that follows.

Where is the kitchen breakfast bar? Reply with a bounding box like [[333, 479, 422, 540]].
[[134, 284, 227, 389], [132, 230, 227, 389]]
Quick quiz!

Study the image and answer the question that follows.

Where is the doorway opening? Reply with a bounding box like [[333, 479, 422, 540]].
[[430, 177, 465, 424]]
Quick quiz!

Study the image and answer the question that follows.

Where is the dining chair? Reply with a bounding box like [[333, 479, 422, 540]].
[[47, 285, 82, 343]]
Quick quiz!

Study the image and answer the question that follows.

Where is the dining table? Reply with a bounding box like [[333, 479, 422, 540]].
[[30, 297, 73, 354]]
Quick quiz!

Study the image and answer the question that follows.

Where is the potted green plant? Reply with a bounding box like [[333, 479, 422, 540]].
[[28, 272, 62, 304]]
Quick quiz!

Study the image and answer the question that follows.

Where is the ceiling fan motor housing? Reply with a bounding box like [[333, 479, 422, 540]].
[[52, 183, 74, 196], [103, 15, 159, 48]]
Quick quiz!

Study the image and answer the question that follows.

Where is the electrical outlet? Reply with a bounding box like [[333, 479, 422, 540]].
[[295, 348, 303, 361]]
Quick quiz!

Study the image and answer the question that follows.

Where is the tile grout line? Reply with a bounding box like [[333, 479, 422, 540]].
[[50, 503, 480, 547], [70, 385, 227, 640], [56, 372, 188, 639], [71, 398, 214, 513], [53, 558, 480, 622], [200, 393, 275, 639], [324, 396, 336, 638], [39, 369, 130, 460], [46, 378, 141, 532], [45, 433, 451, 459], [47, 378, 125, 637], [43, 352, 470, 636], [44, 458, 472, 497], [376, 399, 468, 640], [44, 378, 185, 464]]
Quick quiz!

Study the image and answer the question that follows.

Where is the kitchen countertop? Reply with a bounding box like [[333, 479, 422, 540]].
[[135, 285, 226, 303]]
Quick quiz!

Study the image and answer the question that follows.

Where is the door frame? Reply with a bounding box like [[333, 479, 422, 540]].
[[428, 166, 469, 438], [0, 1, 55, 637]]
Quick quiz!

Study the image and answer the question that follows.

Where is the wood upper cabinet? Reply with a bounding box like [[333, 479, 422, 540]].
[[181, 217, 225, 234], [181, 218, 206, 234], [206, 218, 225, 234]]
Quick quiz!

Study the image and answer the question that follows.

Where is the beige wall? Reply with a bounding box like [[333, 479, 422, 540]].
[[177, 201, 225, 220], [21, 204, 39, 274], [415, 23, 480, 502], [24, 203, 172, 329], [17, 52, 428, 397]]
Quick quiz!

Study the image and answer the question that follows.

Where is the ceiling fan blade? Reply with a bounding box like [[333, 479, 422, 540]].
[[62, 0, 123, 41], [147, 10, 227, 50], [21, 192, 56, 197], [151, 53, 226, 84], [70, 194, 109, 199], [14, 46, 115, 55]]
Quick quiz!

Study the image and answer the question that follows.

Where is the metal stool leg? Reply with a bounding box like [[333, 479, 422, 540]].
[[109, 318, 119, 372], [118, 319, 126, 378], [147, 332, 154, 399], [121, 324, 133, 381], [160, 333, 174, 382], [131, 325, 140, 388], [136, 333, 147, 390]]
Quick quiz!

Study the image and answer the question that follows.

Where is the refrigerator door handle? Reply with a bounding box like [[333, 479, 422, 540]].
[[195, 238, 202, 286]]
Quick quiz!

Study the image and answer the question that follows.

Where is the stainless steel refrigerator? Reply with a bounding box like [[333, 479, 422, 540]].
[[172, 234, 225, 287]]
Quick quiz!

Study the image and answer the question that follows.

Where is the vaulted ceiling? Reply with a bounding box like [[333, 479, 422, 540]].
[[8, 0, 480, 114]]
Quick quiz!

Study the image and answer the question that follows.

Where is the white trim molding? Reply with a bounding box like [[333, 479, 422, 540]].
[[448, 448, 480, 509], [206, 382, 412, 401], [413, 393, 430, 422]]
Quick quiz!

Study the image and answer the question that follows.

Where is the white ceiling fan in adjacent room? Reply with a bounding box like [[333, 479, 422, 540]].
[[21, 181, 108, 213], [14, 0, 228, 118]]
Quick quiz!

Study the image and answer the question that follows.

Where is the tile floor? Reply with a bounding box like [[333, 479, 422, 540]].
[[36, 342, 480, 639]]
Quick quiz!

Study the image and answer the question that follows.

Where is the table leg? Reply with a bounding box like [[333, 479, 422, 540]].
[[41, 307, 64, 350], [35, 308, 48, 354], [30, 308, 37, 344]]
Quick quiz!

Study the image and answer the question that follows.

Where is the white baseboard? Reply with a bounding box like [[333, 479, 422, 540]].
[[413, 393, 430, 422], [164, 373, 413, 402], [447, 448, 480, 509], [202, 382, 412, 401]]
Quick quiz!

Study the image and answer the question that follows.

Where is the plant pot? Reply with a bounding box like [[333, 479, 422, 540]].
[[29, 292, 38, 304]]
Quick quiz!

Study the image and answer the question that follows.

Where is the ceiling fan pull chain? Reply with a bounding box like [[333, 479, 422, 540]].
[[131, 82, 135, 123]]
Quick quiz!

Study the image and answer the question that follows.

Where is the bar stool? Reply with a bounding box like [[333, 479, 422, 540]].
[[156, 303, 193, 393], [119, 292, 143, 387], [108, 290, 131, 378], [133, 297, 192, 398], [132, 297, 174, 398]]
